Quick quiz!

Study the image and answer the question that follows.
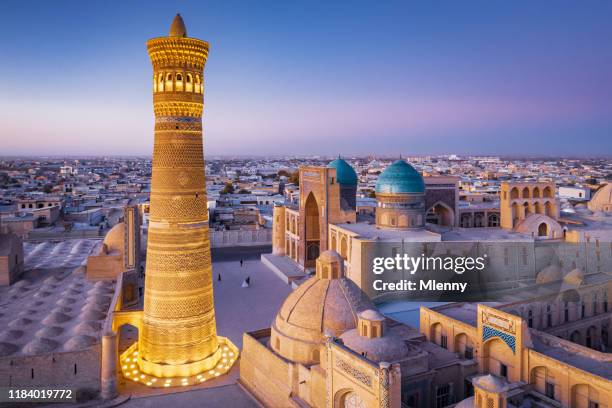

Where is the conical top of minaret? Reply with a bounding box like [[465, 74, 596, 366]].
[[169, 13, 187, 37]]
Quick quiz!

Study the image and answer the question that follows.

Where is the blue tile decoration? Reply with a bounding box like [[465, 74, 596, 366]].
[[482, 325, 516, 354]]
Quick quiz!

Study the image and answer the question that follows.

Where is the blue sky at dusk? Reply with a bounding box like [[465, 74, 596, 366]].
[[1, 1, 611, 156]]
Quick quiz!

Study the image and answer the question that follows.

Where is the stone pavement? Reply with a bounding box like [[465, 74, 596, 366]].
[[115, 256, 292, 404]]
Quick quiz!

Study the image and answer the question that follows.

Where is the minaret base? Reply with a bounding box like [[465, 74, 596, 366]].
[[118, 336, 238, 388]]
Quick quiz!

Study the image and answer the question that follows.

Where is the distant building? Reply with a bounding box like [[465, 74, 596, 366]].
[[0, 233, 23, 286], [559, 186, 591, 201]]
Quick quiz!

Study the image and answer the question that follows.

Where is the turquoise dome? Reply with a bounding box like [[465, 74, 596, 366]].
[[328, 158, 358, 185], [375, 160, 425, 194]]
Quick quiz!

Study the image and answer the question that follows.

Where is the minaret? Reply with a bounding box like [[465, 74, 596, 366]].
[[119, 14, 237, 385]]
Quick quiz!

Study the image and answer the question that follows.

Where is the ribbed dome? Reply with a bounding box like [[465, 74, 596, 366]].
[[328, 158, 358, 185], [270, 273, 374, 365], [375, 160, 425, 194]]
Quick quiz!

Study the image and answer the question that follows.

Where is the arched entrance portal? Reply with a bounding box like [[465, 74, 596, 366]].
[[304, 193, 320, 267], [538, 222, 548, 237], [426, 202, 454, 227]]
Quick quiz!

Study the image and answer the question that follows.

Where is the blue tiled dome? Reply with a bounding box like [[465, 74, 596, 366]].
[[328, 158, 358, 185], [375, 160, 425, 194]]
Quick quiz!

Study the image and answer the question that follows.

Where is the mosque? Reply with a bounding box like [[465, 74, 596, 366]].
[[243, 158, 612, 407]]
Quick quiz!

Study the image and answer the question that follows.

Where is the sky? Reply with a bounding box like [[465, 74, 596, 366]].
[[0, 1, 611, 157]]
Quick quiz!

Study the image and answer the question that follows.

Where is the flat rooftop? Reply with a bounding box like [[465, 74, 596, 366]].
[[531, 332, 612, 379], [336, 222, 442, 242]]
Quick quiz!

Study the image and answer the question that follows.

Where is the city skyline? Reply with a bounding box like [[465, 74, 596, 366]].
[[1, 1, 612, 156]]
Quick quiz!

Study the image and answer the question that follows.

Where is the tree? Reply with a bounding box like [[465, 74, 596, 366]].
[[289, 171, 300, 186], [220, 182, 235, 194], [237, 189, 251, 194]]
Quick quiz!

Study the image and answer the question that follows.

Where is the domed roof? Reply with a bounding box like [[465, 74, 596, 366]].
[[328, 158, 358, 185], [340, 328, 409, 363], [22, 338, 59, 355], [588, 183, 612, 212], [359, 309, 385, 321], [102, 223, 124, 254], [273, 276, 374, 342], [375, 160, 425, 194], [563, 268, 584, 286], [473, 374, 509, 392], [536, 264, 562, 284], [271, 251, 375, 364]]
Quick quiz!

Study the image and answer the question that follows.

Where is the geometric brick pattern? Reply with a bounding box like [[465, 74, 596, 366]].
[[482, 325, 516, 354], [139, 21, 220, 369]]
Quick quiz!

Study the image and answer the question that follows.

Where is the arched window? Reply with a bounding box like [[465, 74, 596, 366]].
[[186, 73, 193, 92], [165, 73, 173, 91], [312, 349, 320, 363], [157, 73, 164, 91], [195, 75, 201, 93], [522, 187, 530, 198]]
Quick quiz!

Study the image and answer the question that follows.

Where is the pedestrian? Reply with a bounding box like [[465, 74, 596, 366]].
[[218, 273, 221, 282], [240, 259, 243, 267]]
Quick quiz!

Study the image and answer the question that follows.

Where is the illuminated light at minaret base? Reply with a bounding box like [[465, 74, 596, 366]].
[[119, 14, 238, 387]]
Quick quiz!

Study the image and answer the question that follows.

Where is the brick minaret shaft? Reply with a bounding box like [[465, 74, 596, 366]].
[[140, 14, 217, 370]]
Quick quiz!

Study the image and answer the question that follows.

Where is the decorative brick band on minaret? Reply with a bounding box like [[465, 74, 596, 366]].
[[117, 14, 238, 384]]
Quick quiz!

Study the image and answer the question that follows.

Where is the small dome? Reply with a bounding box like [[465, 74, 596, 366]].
[[102, 223, 124, 255], [169, 13, 187, 37], [563, 268, 584, 286], [36, 326, 64, 338], [73, 321, 102, 336], [80, 310, 106, 321], [536, 264, 562, 284], [22, 338, 59, 355], [9, 318, 33, 328], [359, 309, 385, 321], [64, 335, 97, 351], [588, 183, 611, 212], [271, 255, 375, 364], [42, 312, 71, 326], [0, 330, 24, 342], [328, 158, 358, 185], [473, 374, 509, 393], [0, 342, 18, 357], [318, 250, 344, 264], [340, 328, 409, 363], [375, 160, 425, 194]]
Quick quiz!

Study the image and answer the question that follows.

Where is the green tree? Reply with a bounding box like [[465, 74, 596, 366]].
[[221, 182, 235, 194]]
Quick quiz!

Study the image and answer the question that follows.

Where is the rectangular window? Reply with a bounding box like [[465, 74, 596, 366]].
[[545, 382, 555, 399], [500, 363, 508, 378], [465, 346, 473, 360], [589, 401, 599, 408], [435, 384, 450, 408], [441, 335, 448, 349], [547, 313, 552, 327]]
